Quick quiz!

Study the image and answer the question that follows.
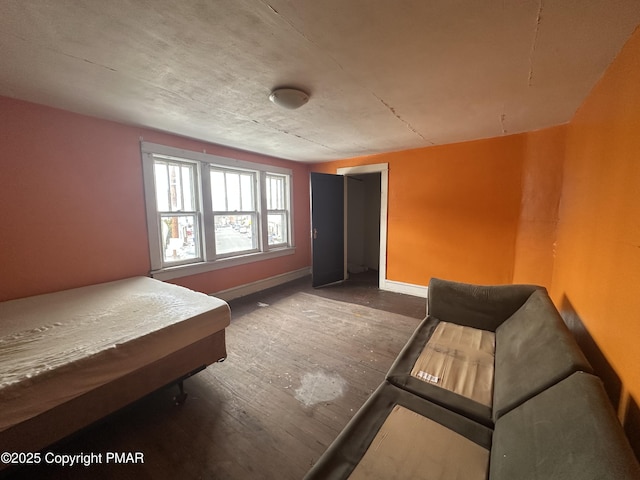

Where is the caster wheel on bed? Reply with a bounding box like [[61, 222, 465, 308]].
[[174, 392, 188, 406], [174, 381, 188, 405]]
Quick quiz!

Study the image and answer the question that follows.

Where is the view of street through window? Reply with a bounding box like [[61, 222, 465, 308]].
[[214, 215, 254, 254]]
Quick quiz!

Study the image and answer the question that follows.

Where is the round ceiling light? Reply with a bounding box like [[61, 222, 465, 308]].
[[269, 87, 310, 109]]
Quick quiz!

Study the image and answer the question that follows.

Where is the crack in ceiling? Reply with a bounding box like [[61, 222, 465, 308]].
[[500, 113, 507, 134], [374, 93, 433, 144], [528, 0, 545, 87], [250, 119, 339, 152]]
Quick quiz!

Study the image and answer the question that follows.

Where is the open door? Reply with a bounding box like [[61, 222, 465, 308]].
[[310, 172, 345, 288]]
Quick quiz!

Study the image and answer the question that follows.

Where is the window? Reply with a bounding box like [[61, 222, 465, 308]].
[[153, 158, 201, 265], [211, 167, 258, 256], [141, 142, 294, 280], [266, 173, 289, 247]]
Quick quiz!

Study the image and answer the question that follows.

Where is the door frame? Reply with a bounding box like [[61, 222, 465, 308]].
[[337, 163, 388, 290]]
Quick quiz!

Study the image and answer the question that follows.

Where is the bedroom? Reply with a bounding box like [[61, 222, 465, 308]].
[[1, 1, 640, 478]]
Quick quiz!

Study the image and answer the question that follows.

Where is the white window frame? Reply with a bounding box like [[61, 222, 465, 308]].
[[151, 156, 203, 268], [209, 165, 260, 259], [141, 141, 295, 281], [265, 173, 291, 249]]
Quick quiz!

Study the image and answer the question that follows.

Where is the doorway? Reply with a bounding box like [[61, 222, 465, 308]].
[[310, 163, 388, 289], [338, 163, 388, 290], [346, 173, 381, 286]]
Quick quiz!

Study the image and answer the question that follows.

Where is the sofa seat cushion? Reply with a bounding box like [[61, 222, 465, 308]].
[[386, 317, 494, 426], [491, 372, 640, 480], [410, 321, 495, 407], [349, 405, 489, 480], [493, 289, 593, 421], [304, 382, 492, 480]]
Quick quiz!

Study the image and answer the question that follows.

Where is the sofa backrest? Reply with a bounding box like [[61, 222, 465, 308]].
[[493, 289, 593, 421], [490, 372, 640, 480], [427, 278, 542, 331]]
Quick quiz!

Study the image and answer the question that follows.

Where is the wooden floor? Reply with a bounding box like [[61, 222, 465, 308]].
[[5, 273, 425, 480]]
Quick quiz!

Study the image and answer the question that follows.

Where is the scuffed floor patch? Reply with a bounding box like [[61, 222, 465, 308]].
[[294, 370, 347, 407]]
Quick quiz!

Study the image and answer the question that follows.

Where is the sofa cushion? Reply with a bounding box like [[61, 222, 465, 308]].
[[493, 289, 593, 421], [304, 382, 492, 480], [410, 321, 495, 407], [349, 404, 489, 480], [386, 317, 493, 426], [491, 372, 640, 480]]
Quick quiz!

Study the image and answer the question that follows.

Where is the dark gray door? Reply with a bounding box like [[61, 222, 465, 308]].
[[310, 172, 345, 287]]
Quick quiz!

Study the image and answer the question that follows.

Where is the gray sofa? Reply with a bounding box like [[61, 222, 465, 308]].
[[304, 278, 640, 479]]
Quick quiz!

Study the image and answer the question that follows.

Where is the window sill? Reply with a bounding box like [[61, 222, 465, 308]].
[[150, 247, 296, 281]]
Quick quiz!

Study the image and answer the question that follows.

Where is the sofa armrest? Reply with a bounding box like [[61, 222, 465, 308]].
[[427, 277, 543, 331]]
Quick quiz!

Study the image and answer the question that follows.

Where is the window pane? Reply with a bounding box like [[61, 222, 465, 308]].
[[168, 164, 183, 211], [211, 170, 226, 211], [154, 160, 196, 212], [267, 177, 273, 210], [160, 214, 199, 262], [240, 173, 254, 211], [268, 213, 287, 245], [226, 173, 240, 211], [181, 165, 194, 211], [267, 175, 285, 210], [214, 214, 256, 254], [154, 163, 170, 211], [211, 168, 256, 213]]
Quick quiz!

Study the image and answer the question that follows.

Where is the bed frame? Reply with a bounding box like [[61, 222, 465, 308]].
[[0, 277, 230, 461]]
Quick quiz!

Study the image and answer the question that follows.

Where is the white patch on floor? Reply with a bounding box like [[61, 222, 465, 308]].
[[294, 370, 347, 407]]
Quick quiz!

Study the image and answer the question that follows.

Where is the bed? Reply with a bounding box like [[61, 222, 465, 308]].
[[0, 276, 230, 460]]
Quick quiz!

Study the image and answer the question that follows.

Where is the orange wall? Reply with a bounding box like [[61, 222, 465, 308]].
[[312, 134, 528, 286], [0, 96, 311, 302], [512, 126, 566, 287], [552, 27, 640, 403]]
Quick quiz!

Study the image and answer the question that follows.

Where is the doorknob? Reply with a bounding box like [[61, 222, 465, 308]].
[[313, 228, 318, 239]]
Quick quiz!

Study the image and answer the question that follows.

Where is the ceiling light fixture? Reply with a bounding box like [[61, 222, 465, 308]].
[[269, 87, 310, 109]]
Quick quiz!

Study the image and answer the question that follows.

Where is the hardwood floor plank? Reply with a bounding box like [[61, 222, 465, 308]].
[[4, 275, 424, 479]]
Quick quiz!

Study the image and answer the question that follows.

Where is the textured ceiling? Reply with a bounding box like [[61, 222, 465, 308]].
[[1, 1, 639, 162]]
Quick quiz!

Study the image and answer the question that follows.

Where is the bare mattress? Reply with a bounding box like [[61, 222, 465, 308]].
[[0, 276, 230, 454]]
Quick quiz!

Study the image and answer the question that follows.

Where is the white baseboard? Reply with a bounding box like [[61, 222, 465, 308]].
[[212, 267, 311, 301], [212, 268, 427, 304], [381, 279, 428, 298]]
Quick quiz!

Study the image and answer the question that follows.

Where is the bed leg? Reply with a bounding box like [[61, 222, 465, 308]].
[[174, 381, 188, 406]]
